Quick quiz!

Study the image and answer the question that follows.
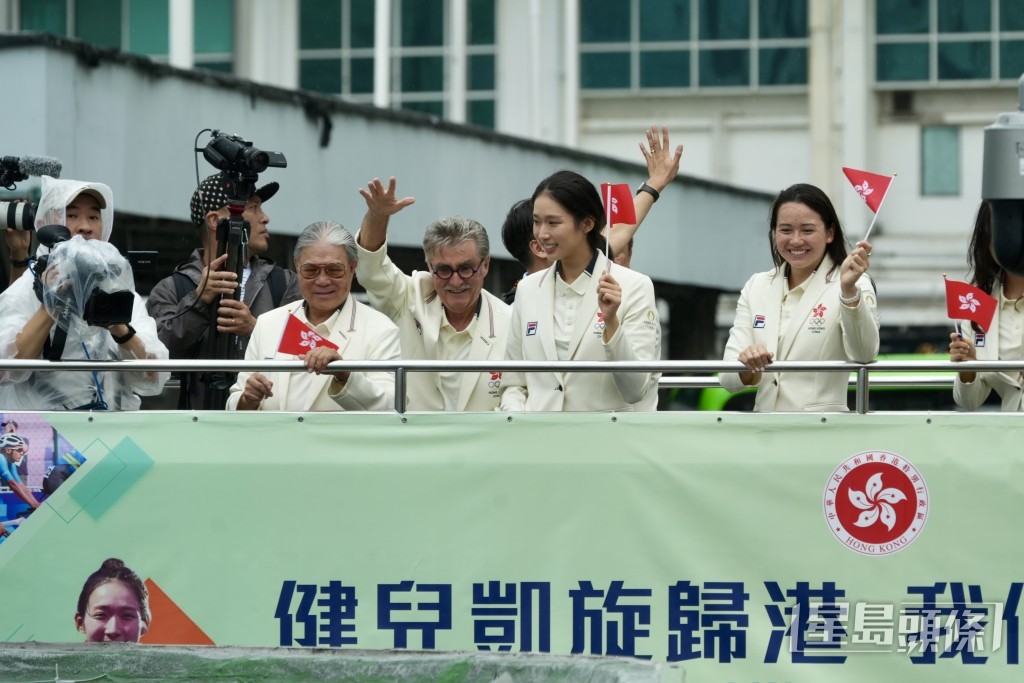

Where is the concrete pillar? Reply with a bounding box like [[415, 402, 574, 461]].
[[373, 0, 391, 108], [449, 0, 467, 123], [234, 0, 298, 88], [839, 0, 872, 227], [168, 0, 194, 70]]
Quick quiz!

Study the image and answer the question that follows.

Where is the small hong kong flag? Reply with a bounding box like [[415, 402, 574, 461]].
[[944, 278, 997, 333], [600, 183, 637, 225], [842, 167, 894, 213], [278, 314, 339, 355]]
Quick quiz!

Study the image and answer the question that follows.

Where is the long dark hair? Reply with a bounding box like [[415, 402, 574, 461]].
[[76, 558, 151, 626], [532, 170, 609, 255], [967, 201, 999, 294], [768, 183, 848, 280]]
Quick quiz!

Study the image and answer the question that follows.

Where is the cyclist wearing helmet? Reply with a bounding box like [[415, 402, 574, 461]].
[[0, 433, 40, 537]]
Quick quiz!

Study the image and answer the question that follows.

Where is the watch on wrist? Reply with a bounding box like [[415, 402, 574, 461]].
[[10, 258, 30, 268], [635, 183, 660, 202], [110, 324, 137, 345]]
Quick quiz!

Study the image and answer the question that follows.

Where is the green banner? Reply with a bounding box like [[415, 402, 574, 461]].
[[0, 410, 1021, 682]]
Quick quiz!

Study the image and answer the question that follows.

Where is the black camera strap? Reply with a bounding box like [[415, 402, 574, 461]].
[[42, 323, 69, 362]]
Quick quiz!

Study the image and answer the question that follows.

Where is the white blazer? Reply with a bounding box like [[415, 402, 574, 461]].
[[354, 236, 511, 412], [501, 252, 661, 412], [226, 298, 400, 411], [720, 257, 879, 412], [953, 305, 1024, 411]]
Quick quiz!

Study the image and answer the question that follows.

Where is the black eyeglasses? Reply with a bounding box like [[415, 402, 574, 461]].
[[299, 263, 348, 280], [432, 260, 483, 280]]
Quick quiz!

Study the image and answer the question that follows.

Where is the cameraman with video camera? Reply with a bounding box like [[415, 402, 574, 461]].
[[146, 172, 300, 409], [0, 177, 169, 410]]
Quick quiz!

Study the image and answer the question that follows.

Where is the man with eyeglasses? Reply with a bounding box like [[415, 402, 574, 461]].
[[147, 173, 301, 409], [354, 177, 510, 411], [0, 433, 40, 538]]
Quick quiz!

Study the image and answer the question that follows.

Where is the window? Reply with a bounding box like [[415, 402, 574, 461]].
[[876, 0, 1024, 85], [298, 0, 375, 102], [580, 0, 809, 92], [466, 0, 496, 127], [19, 0, 233, 71], [921, 126, 960, 196]]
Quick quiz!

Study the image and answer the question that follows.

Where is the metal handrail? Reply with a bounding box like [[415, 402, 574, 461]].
[[0, 358, 1008, 413]]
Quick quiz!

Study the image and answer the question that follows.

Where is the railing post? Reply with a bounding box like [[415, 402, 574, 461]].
[[855, 366, 869, 414], [394, 367, 407, 414]]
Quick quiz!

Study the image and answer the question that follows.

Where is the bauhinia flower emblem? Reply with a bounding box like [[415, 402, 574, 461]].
[[959, 292, 982, 313], [300, 329, 325, 350], [849, 472, 906, 531], [813, 304, 827, 318], [854, 181, 874, 200]]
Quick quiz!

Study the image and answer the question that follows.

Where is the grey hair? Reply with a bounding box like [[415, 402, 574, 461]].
[[293, 221, 358, 265], [422, 216, 490, 264]]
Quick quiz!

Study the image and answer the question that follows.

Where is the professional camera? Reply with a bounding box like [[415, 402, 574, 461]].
[[202, 131, 287, 176], [33, 226, 135, 327], [983, 75, 1024, 276], [0, 154, 62, 229]]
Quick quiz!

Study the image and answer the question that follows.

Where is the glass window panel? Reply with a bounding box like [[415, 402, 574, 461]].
[[76, 0, 122, 48], [1000, 41, 1024, 81], [937, 0, 989, 33], [580, 52, 631, 88], [401, 100, 444, 117], [698, 48, 749, 86], [640, 0, 689, 41], [700, 0, 749, 40], [195, 60, 233, 73], [129, 0, 169, 55], [581, 0, 630, 42], [759, 0, 807, 39], [937, 41, 990, 79], [921, 126, 959, 196], [468, 99, 495, 128], [469, 54, 495, 90], [468, 0, 496, 45], [759, 46, 807, 85], [401, 56, 444, 92], [20, 0, 67, 35], [300, 0, 341, 49], [876, 43, 929, 81], [401, 0, 444, 46], [300, 58, 342, 93], [195, 0, 233, 53], [876, 0, 928, 35], [1003, 0, 1024, 31], [351, 57, 375, 93], [640, 50, 690, 87], [351, 0, 376, 48]]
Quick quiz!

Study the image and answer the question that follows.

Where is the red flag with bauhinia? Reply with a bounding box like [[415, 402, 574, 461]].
[[278, 314, 339, 355], [945, 278, 997, 332], [843, 167, 894, 213], [600, 183, 637, 225]]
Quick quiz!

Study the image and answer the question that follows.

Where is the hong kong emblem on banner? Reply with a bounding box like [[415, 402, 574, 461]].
[[823, 451, 928, 556]]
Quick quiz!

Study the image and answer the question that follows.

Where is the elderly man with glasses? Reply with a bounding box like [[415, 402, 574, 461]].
[[354, 177, 510, 412], [227, 221, 400, 412]]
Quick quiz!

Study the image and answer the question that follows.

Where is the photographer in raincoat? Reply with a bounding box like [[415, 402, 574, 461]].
[[0, 177, 168, 410]]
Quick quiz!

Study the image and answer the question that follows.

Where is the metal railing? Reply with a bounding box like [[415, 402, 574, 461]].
[[0, 358, 1011, 413]]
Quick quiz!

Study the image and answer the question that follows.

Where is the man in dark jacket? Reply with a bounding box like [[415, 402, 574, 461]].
[[146, 173, 300, 409]]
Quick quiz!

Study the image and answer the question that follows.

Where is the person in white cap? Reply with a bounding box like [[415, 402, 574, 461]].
[[146, 172, 300, 409], [0, 176, 168, 410]]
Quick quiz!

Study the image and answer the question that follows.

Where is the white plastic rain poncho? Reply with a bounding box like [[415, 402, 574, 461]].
[[0, 179, 168, 410]]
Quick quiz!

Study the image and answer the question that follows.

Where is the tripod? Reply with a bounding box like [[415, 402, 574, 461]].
[[200, 173, 257, 410]]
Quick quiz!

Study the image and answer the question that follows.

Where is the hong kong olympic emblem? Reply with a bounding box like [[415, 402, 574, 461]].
[[823, 451, 928, 556]]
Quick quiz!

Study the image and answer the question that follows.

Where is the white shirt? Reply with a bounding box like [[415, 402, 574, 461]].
[[438, 314, 476, 411], [553, 270, 591, 361]]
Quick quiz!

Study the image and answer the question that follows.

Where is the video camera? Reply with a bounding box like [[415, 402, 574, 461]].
[[202, 130, 286, 178], [0, 155, 63, 230], [33, 225, 134, 327]]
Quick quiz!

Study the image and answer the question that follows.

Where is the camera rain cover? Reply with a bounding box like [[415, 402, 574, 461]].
[[41, 236, 135, 333]]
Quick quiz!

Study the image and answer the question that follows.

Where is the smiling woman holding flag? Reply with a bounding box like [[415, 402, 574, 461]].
[[720, 183, 879, 412], [500, 170, 661, 412], [226, 221, 400, 411], [949, 202, 1024, 411]]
